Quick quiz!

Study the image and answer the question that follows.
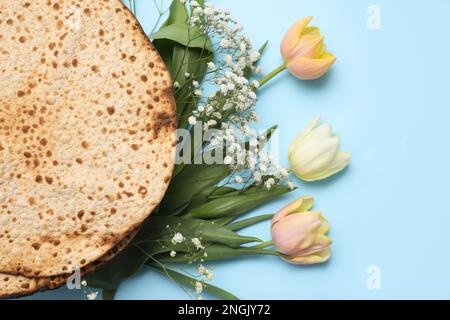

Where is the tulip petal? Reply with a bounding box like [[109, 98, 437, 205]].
[[318, 218, 330, 234], [283, 248, 331, 265], [290, 137, 341, 181], [309, 151, 351, 181], [288, 115, 321, 157], [287, 54, 336, 80], [303, 26, 320, 35], [294, 233, 332, 257], [296, 196, 315, 212], [272, 196, 315, 224], [271, 213, 322, 255], [309, 124, 332, 139], [280, 17, 313, 61], [289, 35, 324, 60]]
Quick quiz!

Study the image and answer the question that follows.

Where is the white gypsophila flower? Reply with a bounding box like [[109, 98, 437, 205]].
[[198, 265, 214, 281], [198, 264, 207, 275], [192, 80, 200, 88], [224, 55, 233, 65], [223, 155, 233, 165], [184, 72, 191, 78], [265, 178, 275, 190], [203, 6, 214, 16], [193, 7, 203, 16], [234, 175, 243, 183], [81, 280, 87, 287], [194, 89, 202, 96], [192, 238, 205, 250], [195, 281, 203, 294], [288, 181, 296, 190], [188, 116, 197, 125], [184, 1, 289, 189], [205, 271, 214, 281], [86, 292, 98, 300], [170, 251, 177, 258], [253, 171, 262, 182], [171, 232, 185, 245]]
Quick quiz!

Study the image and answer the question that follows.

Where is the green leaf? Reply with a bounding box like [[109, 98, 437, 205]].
[[85, 245, 148, 289], [258, 41, 269, 55], [102, 289, 117, 300], [151, 24, 213, 51], [160, 0, 188, 27], [152, 40, 212, 128], [148, 265, 239, 300], [171, 46, 212, 127], [226, 214, 274, 231], [158, 164, 229, 215], [213, 216, 237, 225], [184, 185, 292, 219], [182, 186, 238, 215], [244, 41, 269, 78], [157, 244, 279, 263], [85, 237, 176, 290], [134, 216, 261, 248]]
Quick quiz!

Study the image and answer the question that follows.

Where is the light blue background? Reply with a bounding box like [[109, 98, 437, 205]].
[[29, 0, 450, 300]]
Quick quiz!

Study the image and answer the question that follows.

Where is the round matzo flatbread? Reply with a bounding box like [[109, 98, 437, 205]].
[[0, 229, 138, 299], [0, 0, 176, 277]]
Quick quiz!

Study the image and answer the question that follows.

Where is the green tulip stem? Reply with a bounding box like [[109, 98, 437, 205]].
[[258, 63, 287, 88], [252, 240, 274, 249]]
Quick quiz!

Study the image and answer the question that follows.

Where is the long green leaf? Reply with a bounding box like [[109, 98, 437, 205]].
[[171, 46, 212, 125], [159, 164, 229, 214], [134, 216, 261, 248], [148, 265, 239, 300], [157, 244, 279, 263], [180, 186, 237, 215], [226, 214, 274, 231], [184, 185, 291, 219]]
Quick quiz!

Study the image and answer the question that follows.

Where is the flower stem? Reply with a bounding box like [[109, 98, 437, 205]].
[[252, 240, 274, 249], [258, 63, 287, 88]]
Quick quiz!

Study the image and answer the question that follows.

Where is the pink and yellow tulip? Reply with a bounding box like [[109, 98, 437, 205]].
[[271, 196, 332, 265], [280, 17, 336, 80]]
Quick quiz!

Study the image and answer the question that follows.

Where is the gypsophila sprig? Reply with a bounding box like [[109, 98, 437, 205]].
[[180, 1, 292, 188], [81, 280, 99, 301]]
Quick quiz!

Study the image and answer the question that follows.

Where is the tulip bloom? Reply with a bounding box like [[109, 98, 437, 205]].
[[289, 115, 351, 182], [271, 196, 332, 265], [257, 16, 336, 87], [281, 16, 336, 80]]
